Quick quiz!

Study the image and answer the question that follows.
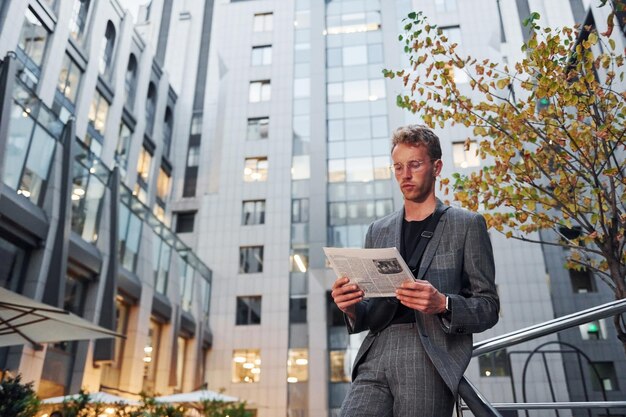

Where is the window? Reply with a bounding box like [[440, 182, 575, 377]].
[[115, 122, 132, 172], [327, 79, 386, 103], [329, 350, 350, 382], [142, 319, 161, 392], [326, 11, 381, 35], [342, 45, 367, 66], [243, 157, 268, 182], [570, 268, 596, 293], [118, 204, 142, 272], [71, 161, 105, 243], [579, 319, 607, 340], [292, 155, 310, 180], [88, 90, 109, 136], [124, 54, 138, 109], [236, 296, 262, 325], [479, 349, 511, 377], [435, 0, 458, 12], [249, 81, 271, 102], [57, 53, 82, 104], [4, 104, 56, 206], [251, 45, 272, 66], [152, 232, 171, 294], [289, 297, 307, 323], [232, 349, 261, 383], [0, 236, 27, 293], [242, 200, 265, 225], [135, 146, 152, 203], [179, 260, 194, 312], [175, 212, 196, 233], [190, 113, 203, 135], [175, 337, 188, 390], [69, 0, 91, 43], [99, 21, 116, 76], [163, 107, 173, 158], [452, 141, 480, 168], [253, 13, 273, 32], [291, 198, 309, 223], [239, 246, 263, 273], [18, 8, 49, 68], [589, 362, 619, 391], [287, 349, 308, 383], [145, 83, 157, 136], [247, 117, 269, 140], [156, 167, 171, 202], [187, 145, 200, 167], [290, 249, 308, 273]]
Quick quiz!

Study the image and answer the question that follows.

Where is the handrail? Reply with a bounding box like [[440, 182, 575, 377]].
[[472, 298, 626, 357], [468, 401, 626, 410], [458, 298, 626, 417]]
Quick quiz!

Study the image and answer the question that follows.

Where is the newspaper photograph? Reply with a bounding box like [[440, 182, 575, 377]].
[[323, 247, 416, 298]]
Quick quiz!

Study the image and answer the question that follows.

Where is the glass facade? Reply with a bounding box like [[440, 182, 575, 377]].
[[3, 98, 58, 206], [69, 0, 91, 44], [57, 53, 82, 105], [71, 146, 106, 243], [17, 7, 50, 84]]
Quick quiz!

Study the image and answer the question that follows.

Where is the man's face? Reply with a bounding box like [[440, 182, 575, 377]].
[[391, 143, 442, 203]]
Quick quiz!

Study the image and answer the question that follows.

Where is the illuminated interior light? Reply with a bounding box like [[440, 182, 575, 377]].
[[243, 362, 254, 369], [20, 189, 31, 198], [295, 358, 308, 366], [143, 357, 152, 363], [287, 377, 298, 383], [144, 346, 153, 353], [234, 356, 246, 363], [244, 168, 252, 175], [368, 95, 378, 101], [251, 368, 260, 374], [294, 254, 307, 273], [73, 187, 86, 196], [251, 172, 261, 180]]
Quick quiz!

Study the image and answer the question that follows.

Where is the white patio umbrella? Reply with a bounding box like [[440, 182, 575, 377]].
[[154, 389, 239, 403], [41, 391, 139, 405], [0, 287, 121, 348]]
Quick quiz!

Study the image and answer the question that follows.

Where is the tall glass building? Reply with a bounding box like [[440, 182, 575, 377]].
[[1, 1, 624, 416]]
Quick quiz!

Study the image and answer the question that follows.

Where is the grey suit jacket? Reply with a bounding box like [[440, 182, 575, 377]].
[[347, 199, 500, 397]]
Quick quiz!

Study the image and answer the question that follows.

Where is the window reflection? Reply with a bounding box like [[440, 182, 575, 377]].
[[143, 319, 161, 393], [152, 232, 171, 294], [17, 125, 55, 205], [57, 54, 82, 104], [329, 350, 350, 382], [247, 117, 269, 140], [71, 161, 105, 243], [69, 0, 91, 44], [18, 8, 50, 69], [118, 204, 142, 272], [179, 259, 195, 312], [88, 90, 109, 136], [249, 81, 271, 103]]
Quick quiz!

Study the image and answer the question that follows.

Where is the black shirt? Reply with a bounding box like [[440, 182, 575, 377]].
[[389, 215, 431, 324]]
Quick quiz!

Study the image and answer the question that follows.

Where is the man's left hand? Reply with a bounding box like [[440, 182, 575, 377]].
[[395, 280, 446, 314]]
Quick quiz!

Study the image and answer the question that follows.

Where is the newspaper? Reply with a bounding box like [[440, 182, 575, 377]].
[[323, 247, 416, 298]]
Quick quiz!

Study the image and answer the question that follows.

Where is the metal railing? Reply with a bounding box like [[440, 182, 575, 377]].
[[459, 298, 626, 417]]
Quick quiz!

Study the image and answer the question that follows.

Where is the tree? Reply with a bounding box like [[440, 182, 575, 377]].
[[384, 7, 625, 350], [195, 399, 253, 417], [0, 374, 40, 417]]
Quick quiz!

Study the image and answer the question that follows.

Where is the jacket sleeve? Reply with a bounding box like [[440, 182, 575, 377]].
[[441, 213, 500, 334], [344, 223, 374, 334]]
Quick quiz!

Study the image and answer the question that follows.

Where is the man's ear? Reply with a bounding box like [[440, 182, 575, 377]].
[[434, 159, 443, 177]]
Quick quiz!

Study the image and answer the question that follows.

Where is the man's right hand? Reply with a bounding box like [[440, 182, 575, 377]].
[[331, 276, 364, 321]]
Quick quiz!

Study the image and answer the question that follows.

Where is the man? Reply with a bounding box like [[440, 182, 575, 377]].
[[331, 125, 499, 417]]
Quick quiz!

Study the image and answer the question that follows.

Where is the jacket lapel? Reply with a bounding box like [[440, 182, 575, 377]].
[[416, 199, 448, 280]]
